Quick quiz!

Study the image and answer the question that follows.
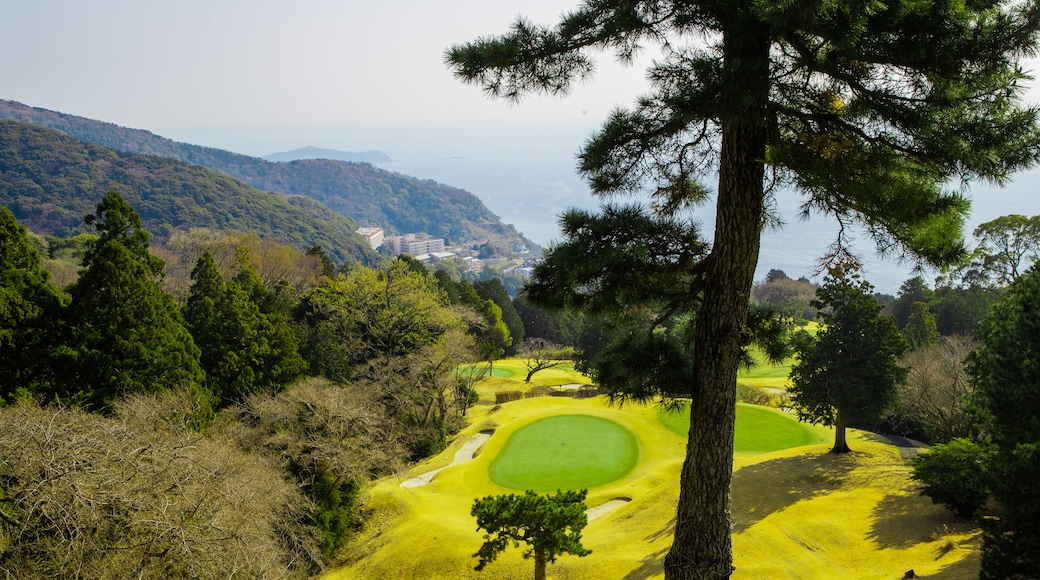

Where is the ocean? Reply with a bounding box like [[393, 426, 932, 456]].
[[161, 120, 1040, 295]]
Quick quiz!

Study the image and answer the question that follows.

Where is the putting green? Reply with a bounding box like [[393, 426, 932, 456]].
[[488, 414, 638, 491], [457, 365, 517, 379], [659, 403, 823, 455]]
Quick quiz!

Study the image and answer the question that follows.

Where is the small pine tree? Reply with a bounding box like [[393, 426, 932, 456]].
[[472, 489, 591, 580]]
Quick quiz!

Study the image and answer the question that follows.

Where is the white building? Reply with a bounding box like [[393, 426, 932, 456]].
[[356, 227, 384, 250], [385, 234, 446, 256]]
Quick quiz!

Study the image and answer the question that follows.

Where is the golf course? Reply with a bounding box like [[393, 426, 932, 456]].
[[326, 359, 982, 579]]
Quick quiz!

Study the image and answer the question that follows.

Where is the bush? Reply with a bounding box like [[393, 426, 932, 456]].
[[736, 383, 775, 406], [0, 400, 316, 578], [910, 438, 992, 518], [229, 378, 407, 560]]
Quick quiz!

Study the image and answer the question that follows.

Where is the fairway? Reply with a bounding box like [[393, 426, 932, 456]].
[[488, 414, 639, 491], [332, 397, 982, 580], [659, 403, 825, 455]]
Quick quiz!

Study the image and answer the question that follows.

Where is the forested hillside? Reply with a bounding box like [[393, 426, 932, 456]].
[[0, 120, 381, 265], [0, 99, 534, 250]]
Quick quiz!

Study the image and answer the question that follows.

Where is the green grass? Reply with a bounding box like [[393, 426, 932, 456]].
[[461, 359, 593, 387], [457, 365, 518, 379], [488, 414, 639, 491], [329, 397, 982, 580], [659, 404, 826, 456]]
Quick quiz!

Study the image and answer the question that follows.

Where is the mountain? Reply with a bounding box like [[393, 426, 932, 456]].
[[0, 99, 536, 252], [263, 146, 392, 164], [0, 120, 382, 266]]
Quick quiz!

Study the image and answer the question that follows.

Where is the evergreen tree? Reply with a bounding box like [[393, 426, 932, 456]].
[[449, 3, 1040, 577], [789, 266, 908, 453], [184, 252, 306, 404], [475, 278, 524, 355], [0, 207, 66, 401], [893, 276, 936, 329], [472, 489, 591, 580], [439, 276, 513, 368], [902, 301, 941, 350], [970, 266, 1040, 578], [513, 291, 584, 346], [60, 191, 202, 409], [433, 269, 460, 304]]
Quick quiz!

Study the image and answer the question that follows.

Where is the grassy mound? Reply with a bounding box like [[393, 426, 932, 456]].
[[328, 395, 980, 579], [489, 414, 639, 490]]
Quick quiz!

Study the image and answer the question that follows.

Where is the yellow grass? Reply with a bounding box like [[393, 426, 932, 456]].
[[325, 395, 980, 580]]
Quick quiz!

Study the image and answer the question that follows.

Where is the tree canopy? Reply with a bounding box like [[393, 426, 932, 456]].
[[0, 206, 66, 401], [970, 265, 1040, 577], [447, 4, 1040, 575], [961, 214, 1040, 287], [789, 266, 908, 453], [58, 191, 204, 409], [472, 489, 591, 580], [184, 252, 306, 405]]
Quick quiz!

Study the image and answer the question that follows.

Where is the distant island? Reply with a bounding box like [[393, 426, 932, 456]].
[[264, 146, 392, 164]]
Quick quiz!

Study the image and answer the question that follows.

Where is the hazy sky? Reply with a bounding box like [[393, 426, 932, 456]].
[[5, 0, 1040, 292], [1, 0, 653, 131]]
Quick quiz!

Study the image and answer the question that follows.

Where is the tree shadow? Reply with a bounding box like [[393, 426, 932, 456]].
[[622, 515, 674, 580], [868, 488, 982, 549], [731, 449, 853, 532], [857, 431, 927, 460], [917, 544, 982, 579]]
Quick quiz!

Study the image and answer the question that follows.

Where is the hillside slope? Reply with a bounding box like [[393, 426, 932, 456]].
[[329, 396, 980, 580], [0, 99, 534, 250], [0, 120, 381, 265]]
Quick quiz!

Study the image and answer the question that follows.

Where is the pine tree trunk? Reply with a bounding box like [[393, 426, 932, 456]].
[[534, 548, 547, 580], [663, 19, 770, 580], [831, 407, 851, 453]]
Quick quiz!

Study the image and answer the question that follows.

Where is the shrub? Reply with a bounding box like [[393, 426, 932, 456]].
[[910, 438, 992, 518], [0, 401, 315, 578], [736, 383, 775, 406], [229, 378, 406, 560]]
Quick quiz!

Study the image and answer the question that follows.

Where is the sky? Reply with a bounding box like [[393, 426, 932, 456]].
[[4, 1, 1040, 293], [0, 0, 649, 129]]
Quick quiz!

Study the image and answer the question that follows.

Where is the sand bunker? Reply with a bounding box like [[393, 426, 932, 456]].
[[586, 497, 632, 521], [400, 430, 494, 488]]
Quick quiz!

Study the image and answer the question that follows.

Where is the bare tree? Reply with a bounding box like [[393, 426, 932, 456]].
[[0, 399, 315, 579], [894, 334, 980, 443], [521, 338, 570, 383]]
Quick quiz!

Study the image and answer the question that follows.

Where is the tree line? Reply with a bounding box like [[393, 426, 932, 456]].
[[0, 190, 534, 577]]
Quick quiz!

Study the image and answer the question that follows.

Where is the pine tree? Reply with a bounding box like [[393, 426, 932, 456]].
[[60, 191, 203, 409], [472, 489, 591, 580], [448, 3, 1040, 576]]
